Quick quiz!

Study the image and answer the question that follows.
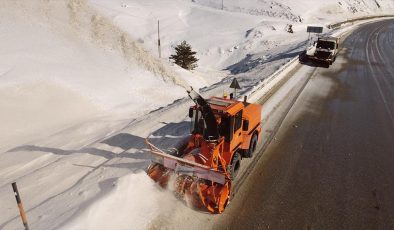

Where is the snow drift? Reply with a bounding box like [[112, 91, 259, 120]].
[[62, 172, 178, 230]]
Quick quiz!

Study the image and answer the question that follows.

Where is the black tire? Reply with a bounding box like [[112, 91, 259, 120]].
[[298, 51, 307, 63], [245, 133, 258, 158], [230, 152, 241, 180]]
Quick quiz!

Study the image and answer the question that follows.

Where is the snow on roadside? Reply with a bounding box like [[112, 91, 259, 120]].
[[62, 172, 178, 230]]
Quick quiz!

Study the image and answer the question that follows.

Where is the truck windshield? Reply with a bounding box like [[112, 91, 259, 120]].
[[316, 40, 335, 50], [191, 109, 204, 135], [219, 116, 232, 142]]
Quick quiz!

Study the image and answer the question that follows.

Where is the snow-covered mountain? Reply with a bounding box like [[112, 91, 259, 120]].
[[0, 0, 393, 229], [193, 0, 394, 20]]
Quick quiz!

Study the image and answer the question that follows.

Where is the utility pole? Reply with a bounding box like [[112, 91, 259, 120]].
[[158, 20, 161, 58], [221, 0, 224, 10]]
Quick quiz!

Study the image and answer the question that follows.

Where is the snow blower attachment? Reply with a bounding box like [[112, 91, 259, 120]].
[[146, 89, 262, 213]]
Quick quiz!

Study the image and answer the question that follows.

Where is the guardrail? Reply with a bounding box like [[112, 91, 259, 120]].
[[246, 55, 299, 102], [328, 14, 394, 30]]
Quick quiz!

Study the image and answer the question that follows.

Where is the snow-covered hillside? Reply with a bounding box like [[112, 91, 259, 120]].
[[0, 0, 393, 229], [0, 0, 194, 154]]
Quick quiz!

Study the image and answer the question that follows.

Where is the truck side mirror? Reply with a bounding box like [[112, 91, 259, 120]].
[[188, 108, 194, 118], [242, 120, 249, 131]]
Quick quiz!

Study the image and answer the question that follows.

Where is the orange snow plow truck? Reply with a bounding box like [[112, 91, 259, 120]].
[[145, 89, 261, 213]]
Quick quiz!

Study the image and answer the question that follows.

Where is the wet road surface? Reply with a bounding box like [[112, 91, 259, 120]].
[[215, 19, 394, 230]]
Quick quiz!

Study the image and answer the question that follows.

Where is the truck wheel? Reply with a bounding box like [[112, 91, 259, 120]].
[[298, 51, 307, 63], [245, 133, 258, 158], [230, 152, 241, 180]]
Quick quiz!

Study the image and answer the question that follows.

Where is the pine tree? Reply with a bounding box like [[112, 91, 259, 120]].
[[170, 41, 198, 70]]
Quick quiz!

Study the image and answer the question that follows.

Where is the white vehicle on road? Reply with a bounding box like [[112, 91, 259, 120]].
[[307, 36, 340, 65]]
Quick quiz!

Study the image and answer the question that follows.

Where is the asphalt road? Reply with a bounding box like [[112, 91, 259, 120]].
[[214, 19, 394, 230]]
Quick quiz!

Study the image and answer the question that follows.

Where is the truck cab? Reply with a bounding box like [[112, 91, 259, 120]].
[[189, 96, 261, 159]]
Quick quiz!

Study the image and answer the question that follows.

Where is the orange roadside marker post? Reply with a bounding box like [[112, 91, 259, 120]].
[[12, 182, 29, 230]]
